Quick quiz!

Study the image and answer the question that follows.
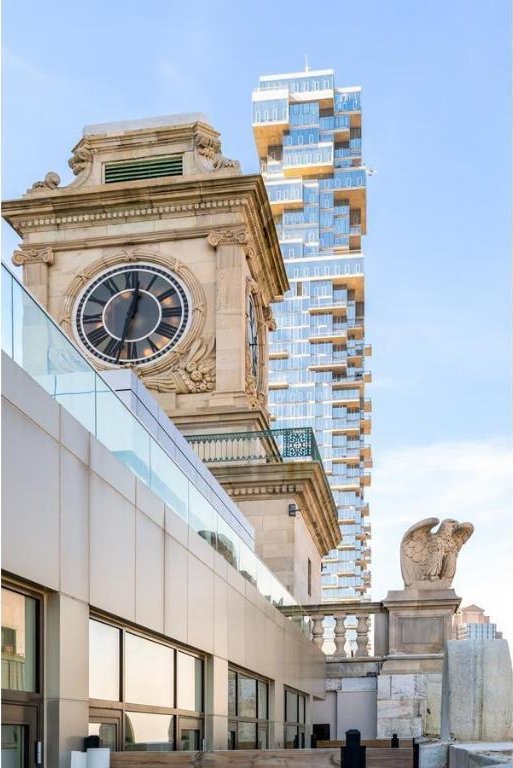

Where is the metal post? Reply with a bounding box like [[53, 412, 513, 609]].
[[391, 733, 399, 748], [341, 729, 366, 768]]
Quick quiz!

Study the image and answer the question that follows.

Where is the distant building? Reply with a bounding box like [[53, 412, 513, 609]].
[[453, 604, 503, 640], [252, 68, 372, 601]]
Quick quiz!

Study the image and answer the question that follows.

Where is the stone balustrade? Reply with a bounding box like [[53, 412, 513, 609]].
[[280, 601, 385, 658]]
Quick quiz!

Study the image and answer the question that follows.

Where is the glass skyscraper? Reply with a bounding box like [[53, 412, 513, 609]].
[[252, 68, 372, 600]]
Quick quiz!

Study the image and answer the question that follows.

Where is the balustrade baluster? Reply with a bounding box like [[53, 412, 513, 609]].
[[355, 614, 369, 657], [310, 615, 325, 649], [334, 612, 347, 656]]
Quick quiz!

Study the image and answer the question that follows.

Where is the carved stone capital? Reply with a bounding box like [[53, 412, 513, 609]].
[[12, 247, 54, 267], [207, 229, 249, 248]]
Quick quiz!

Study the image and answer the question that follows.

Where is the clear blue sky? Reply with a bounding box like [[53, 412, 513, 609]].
[[2, 0, 512, 634]]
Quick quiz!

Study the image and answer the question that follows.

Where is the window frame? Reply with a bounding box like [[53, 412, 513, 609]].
[[227, 665, 270, 750], [284, 685, 307, 749], [88, 612, 205, 752]]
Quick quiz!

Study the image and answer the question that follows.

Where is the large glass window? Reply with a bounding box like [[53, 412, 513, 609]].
[[1, 588, 37, 693], [176, 652, 202, 712], [227, 668, 269, 750], [89, 620, 120, 701], [284, 687, 307, 748], [125, 633, 174, 708], [88, 618, 204, 751]]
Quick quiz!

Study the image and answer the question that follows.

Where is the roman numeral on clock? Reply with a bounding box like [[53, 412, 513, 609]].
[[155, 321, 177, 339], [156, 288, 177, 302], [161, 306, 182, 318], [83, 312, 103, 325], [87, 326, 109, 346]]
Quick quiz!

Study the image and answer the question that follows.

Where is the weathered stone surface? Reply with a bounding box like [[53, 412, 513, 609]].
[[341, 677, 377, 692], [441, 640, 513, 742], [448, 743, 513, 768]]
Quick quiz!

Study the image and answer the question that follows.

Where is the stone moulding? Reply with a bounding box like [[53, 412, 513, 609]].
[[58, 248, 211, 391], [210, 461, 340, 556]]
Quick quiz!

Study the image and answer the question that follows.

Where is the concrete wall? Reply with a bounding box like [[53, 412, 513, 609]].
[[1, 354, 326, 765], [239, 499, 322, 605]]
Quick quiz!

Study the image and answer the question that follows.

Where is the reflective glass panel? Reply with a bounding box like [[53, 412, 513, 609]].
[[285, 725, 298, 749], [149, 441, 188, 521], [125, 712, 175, 751], [176, 652, 202, 712], [188, 484, 216, 545], [228, 670, 236, 717], [258, 725, 268, 749], [299, 695, 306, 724], [125, 633, 174, 707], [286, 691, 298, 722], [1, 724, 25, 768], [95, 378, 151, 485], [1, 271, 13, 357], [1, 589, 37, 693], [238, 675, 256, 718], [179, 721, 201, 751], [88, 723, 117, 750], [88, 620, 120, 701], [237, 721, 256, 750], [258, 680, 268, 720]]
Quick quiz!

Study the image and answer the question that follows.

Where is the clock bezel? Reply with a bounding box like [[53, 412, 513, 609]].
[[73, 262, 191, 367]]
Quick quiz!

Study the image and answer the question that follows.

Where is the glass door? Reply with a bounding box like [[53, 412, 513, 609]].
[[1, 704, 38, 768]]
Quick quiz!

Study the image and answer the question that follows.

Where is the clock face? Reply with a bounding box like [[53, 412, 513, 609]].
[[247, 295, 259, 380], [75, 264, 189, 365]]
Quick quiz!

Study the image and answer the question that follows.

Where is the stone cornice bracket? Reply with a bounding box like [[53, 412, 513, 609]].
[[68, 144, 93, 176], [207, 229, 249, 248], [12, 247, 54, 267], [194, 131, 240, 172], [263, 306, 277, 332], [26, 172, 61, 195]]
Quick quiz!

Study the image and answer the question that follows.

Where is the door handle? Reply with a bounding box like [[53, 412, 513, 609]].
[[35, 740, 43, 765]]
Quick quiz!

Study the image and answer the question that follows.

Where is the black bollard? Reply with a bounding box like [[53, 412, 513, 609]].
[[341, 729, 366, 768], [310, 733, 317, 749], [391, 733, 399, 748], [413, 738, 419, 768]]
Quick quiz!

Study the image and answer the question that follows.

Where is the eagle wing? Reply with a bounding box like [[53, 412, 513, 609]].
[[400, 517, 440, 586]]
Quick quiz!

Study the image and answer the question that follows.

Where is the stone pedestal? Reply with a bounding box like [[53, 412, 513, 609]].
[[441, 640, 513, 742], [377, 587, 460, 739], [383, 587, 461, 664]]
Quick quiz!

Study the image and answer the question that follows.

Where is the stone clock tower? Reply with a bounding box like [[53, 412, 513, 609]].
[[2, 114, 288, 432]]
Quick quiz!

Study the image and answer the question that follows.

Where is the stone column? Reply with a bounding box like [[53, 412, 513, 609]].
[[204, 656, 228, 750], [46, 593, 89, 768], [208, 230, 248, 407]]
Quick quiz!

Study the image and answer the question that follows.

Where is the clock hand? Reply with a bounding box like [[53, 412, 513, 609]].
[[116, 277, 140, 362]]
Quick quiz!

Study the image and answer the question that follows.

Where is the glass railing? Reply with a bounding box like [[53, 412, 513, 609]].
[[1, 265, 308, 620]]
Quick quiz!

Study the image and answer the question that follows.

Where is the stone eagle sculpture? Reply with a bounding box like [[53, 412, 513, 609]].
[[400, 517, 474, 588]]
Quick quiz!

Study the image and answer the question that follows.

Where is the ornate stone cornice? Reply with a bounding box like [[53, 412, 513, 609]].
[[12, 247, 54, 266], [210, 462, 340, 555]]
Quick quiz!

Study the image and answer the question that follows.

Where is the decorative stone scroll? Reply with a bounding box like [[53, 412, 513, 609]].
[[28, 172, 61, 192], [400, 517, 474, 589], [207, 229, 249, 248], [12, 248, 54, 267]]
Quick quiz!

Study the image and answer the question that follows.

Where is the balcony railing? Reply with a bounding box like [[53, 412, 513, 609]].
[[186, 427, 322, 465]]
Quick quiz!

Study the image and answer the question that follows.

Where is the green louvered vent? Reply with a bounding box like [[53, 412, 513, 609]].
[[104, 154, 183, 183]]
